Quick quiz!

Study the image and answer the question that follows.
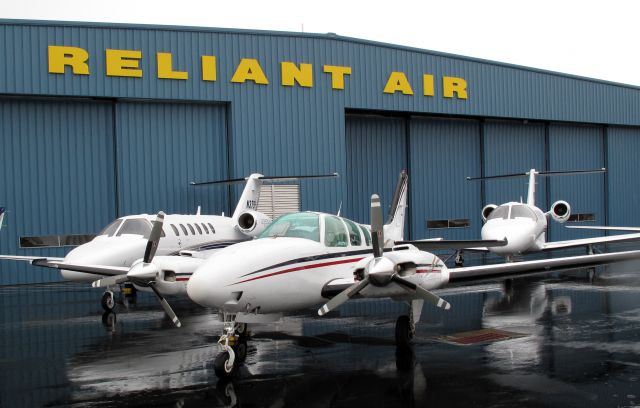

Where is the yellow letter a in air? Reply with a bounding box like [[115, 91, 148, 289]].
[[383, 72, 413, 95]]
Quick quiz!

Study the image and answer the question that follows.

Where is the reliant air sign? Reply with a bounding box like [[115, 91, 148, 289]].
[[47, 45, 468, 100]]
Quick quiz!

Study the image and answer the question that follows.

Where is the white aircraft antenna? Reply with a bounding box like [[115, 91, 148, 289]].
[[196, 205, 201, 216], [336, 201, 342, 217]]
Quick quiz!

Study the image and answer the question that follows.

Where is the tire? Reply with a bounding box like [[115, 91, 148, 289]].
[[235, 323, 247, 336], [395, 315, 413, 348], [101, 292, 115, 312], [235, 340, 248, 363], [214, 352, 235, 378]]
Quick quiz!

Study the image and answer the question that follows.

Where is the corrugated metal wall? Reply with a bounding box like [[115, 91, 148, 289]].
[[606, 127, 640, 227], [345, 115, 407, 225], [409, 117, 481, 240], [482, 120, 547, 207], [547, 124, 605, 242], [0, 98, 116, 284], [115, 101, 228, 215]]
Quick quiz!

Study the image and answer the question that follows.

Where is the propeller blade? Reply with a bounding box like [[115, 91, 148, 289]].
[[392, 275, 451, 310], [371, 194, 384, 258], [318, 278, 370, 316], [149, 282, 182, 327], [144, 211, 165, 263], [92, 274, 129, 288]]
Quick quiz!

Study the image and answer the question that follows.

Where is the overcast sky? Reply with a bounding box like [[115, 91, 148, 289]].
[[4, 0, 640, 86]]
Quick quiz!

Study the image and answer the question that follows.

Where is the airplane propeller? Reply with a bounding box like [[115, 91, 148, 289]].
[[92, 211, 182, 327], [318, 194, 451, 316]]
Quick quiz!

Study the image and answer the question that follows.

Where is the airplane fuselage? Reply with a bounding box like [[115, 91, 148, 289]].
[[481, 202, 547, 256]]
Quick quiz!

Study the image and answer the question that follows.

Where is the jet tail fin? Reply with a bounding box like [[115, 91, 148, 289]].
[[383, 170, 408, 245]]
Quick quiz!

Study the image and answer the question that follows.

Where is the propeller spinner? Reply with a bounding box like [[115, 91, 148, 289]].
[[318, 194, 451, 316]]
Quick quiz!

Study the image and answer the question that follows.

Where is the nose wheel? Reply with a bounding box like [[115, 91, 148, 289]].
[[101, 291, 115, 311], [214, 314, 250, 378]]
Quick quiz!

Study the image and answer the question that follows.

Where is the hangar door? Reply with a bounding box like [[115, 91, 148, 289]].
[[115, 102, 229, 216], [345, 115, 407, 226], [607, 127, 640, 227], [409, 117, 482, 240], [547, 124, 605, 242], [0, 99, 116, 284]]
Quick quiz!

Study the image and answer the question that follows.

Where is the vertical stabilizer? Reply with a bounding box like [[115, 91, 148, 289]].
[[383, 171, 408, 245], [231, 174, 264, 221], [526, 169, 537, 206]]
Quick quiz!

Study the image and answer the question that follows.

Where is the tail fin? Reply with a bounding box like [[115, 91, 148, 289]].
[[0, 207, 5, 231], [231, 174, 264, 221], [383, 171, 408, 245]]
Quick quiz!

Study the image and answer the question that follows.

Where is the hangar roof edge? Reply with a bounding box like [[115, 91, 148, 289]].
[[1, 17, 639, 92]]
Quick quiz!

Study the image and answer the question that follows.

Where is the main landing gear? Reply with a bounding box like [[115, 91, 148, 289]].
[[214, 313, 249, 378], [394, 299, 424, 348]]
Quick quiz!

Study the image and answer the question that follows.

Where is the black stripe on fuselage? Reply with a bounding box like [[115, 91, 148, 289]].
[[238, 248, 374, 278]]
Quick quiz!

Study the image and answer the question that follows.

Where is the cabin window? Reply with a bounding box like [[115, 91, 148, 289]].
[[201, 223, 209, 234], [359, 225, 372, 246], [208, 223, 216, 233], [487, 205, 509, 220], [258, 212, 320, 242], [117, 218, 153, 238], [170, 224, 180, 236], [179, 224, 188, 235], [194, 223, 203, 234], [343, 218, 362, 246], [187, 224, 196, 235], [99, 219, 123, 237], [324, 216, 348, 247]]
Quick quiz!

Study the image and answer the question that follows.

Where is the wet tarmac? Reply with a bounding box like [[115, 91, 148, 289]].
[[1, 267, 640, 407]]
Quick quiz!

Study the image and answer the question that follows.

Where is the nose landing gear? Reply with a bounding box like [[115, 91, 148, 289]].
[[214, 314, 249, 378], [101, 290, 115, 311]]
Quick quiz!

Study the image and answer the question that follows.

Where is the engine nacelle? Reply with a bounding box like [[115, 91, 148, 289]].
[[548, 200, 571, 223], [237, 210, 272, 237], [481, 204, 498, 222]]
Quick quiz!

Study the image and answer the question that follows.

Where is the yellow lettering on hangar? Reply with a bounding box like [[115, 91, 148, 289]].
[[45, 45, 469, 100]]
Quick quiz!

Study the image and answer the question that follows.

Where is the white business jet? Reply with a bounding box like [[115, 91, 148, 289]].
[[0, 173, 337, 312], [184, 171, 640, 378], [461, 168, 640, 263]]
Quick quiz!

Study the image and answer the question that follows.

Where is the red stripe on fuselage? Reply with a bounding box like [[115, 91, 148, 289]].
[[231, 257, 366, 285], [417, 268, 441, 274]]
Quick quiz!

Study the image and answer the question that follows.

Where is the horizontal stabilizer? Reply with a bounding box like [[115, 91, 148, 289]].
[[396, 238, 507, 251], [467, 168, 605, 181], [190, 172, 339, 186]]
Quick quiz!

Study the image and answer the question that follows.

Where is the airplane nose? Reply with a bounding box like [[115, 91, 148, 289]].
[[483, 222, 535, 254], [187, 270, 216, 308]]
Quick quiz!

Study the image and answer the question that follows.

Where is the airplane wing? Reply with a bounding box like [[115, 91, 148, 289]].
[[448, 249, 640, 285], [396, 238, 507, 251], [541, 233, 640, 251], [0, 255, 129, 276], [566, 225, 640, 232]]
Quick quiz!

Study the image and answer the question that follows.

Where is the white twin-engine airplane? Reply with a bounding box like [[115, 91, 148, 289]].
[[0, 173, 338, 314], [183, 171, 640, 378], [461, 168, 640, 262]]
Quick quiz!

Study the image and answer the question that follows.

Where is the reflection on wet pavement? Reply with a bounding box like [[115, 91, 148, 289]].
[[0, 267, 639, 407]]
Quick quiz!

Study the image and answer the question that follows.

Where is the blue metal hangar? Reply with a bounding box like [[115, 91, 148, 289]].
[[1, 19, 640, 285]]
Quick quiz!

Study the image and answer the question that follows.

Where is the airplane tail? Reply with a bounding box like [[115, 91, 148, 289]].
[[383, 170, 408, 245], [0, 207, 5, 231]]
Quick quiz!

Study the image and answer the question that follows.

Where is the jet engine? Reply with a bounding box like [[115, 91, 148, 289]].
[[237, 210, 272, 237], [481, 204, 498, 222], [548, 200, 571, 223]]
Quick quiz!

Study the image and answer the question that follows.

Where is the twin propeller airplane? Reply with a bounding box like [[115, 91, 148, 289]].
[[3, 171, 640, 379]]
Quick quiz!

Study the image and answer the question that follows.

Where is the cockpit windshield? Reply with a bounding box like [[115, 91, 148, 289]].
[[258, 212, 320, 242], [116, 218, 153, 238], [510, 204, 537, 220], [99, 219, 123, 237], [487, 205, 509, 220]]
